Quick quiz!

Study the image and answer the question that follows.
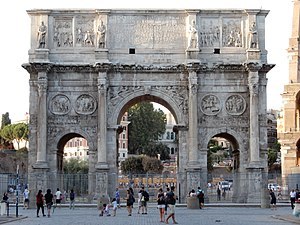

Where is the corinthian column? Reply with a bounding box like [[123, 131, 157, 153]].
[[188, 69, 199, 166], [247, 64, 261, 163], [96, 71, 108, 169], [34, 71, 48, 168]]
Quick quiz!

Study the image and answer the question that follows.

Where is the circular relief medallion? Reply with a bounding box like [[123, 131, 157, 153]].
[[49, 94, 71, 115], [74, 94, 97, 115], [225, 94, 246, 115], [200, 94, 221, 115]]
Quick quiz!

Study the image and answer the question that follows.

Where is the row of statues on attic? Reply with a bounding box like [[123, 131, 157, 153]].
[[37, 19, 258, 50]]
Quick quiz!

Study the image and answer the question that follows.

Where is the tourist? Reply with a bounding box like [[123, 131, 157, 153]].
[[290, 189, 297, 209], [44, 189, 53, 217], [111, 198, 118, 216], [137, 188, 143, 214], [23, 188, 29, 209], [126, 189, 134, 216], [197, 188, 205, 209], [165, 186, 178, 224], [98, 193, 110, 216], [36, 190, 46, 217], [164, 187, 170, 215], [157, 188, 165, 222], [53, 188, 62, 213], [115, 188, 121, 208], [270, 189, 277, 210], [69, 189, 75, 210], [141, 186, 149, 214], [189, 189, 197, 197]]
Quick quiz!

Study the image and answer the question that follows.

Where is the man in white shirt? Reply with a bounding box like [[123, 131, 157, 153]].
[[290, 189, 297, 209], [23, 188, 29, 209], [53, 188, 62, 212]]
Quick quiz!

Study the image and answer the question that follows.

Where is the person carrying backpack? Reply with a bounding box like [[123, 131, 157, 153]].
[[141, 186, 149, 214], [69, 189, 75, 210], [196, 187, 205, 209]]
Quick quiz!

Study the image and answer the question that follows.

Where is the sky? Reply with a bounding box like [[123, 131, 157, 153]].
[[0, 0, 293, 122]]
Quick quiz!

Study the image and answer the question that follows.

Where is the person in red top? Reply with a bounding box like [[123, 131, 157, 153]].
[[36, 190, 46, 217]]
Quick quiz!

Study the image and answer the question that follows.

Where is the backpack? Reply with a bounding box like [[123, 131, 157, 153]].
[[143, 191, 149, 201]]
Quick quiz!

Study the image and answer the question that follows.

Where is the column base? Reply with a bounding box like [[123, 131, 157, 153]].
[[95, 162, 109, 170], [32, 161, 49, 169]]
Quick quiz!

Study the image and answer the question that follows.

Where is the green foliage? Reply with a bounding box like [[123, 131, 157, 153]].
[[268, 148, 278, 167], [121, 156, 144, 175], [12, 123, 29, 150], [1, 113, 11, 129], [1, 124, 15, 143], [142, 155, 164, 174], [63, 158, 88, 174], [143, 142, 171, 160], [207, 148, 214, 171], [128, 102, 166, 155], [121, 155, 164, 175]]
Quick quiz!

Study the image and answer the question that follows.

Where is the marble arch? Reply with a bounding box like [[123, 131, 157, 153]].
[[23, 8, 274, 206]]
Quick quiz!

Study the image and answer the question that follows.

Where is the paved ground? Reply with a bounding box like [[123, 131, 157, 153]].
[[1, 203, 300, 225]]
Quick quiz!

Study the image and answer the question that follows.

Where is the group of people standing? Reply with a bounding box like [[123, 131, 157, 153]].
[[35, 188, 75, 217]]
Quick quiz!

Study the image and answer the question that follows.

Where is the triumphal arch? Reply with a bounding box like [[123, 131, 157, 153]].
[[23, 8, 274, 205]]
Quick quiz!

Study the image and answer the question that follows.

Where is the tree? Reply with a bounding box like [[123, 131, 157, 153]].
[[1, 113, 11, 129], [0, 124, 15, 148], [0, 113, 12, 149], [128, 102, 166, 155], [121, 156, 144, 176], [142, 155, 164, 174], [63, 158, 88, 174], [12, 123, 29, 150], [268, 140, 281, 168], [144, 142, 171, 161]]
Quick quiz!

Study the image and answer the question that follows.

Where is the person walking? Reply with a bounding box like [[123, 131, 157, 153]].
[[165, 186, 178, 224], [270, 189, 277, 210], [290, 189, 297, 210], [137, 188, 143, 214], [36, 190, 46, 217], [44, 189, 54, 217], [23, 188, 30, 209], [126, 189, 134, 216], [164, 187, 170, 215], [69, 189, 75, 210], [115, 188, 121, 208], [53, 188, 62, 213], [111, 198, 118, 216], [141, 186, 149, 214], [157, 188, 165, 222]]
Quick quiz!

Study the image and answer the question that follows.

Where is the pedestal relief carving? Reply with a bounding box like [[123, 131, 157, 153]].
[[200, 94, 221, 115], [75, 94, 97, 115], [225, 94, 246, 115], [49, 94, 71, 115]]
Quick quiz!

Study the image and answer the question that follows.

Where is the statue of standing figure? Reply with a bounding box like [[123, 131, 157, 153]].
[[188, 20, 199, 49], [97, 20, 106, 48], [248, 22, 258, 49], [37, 21, 47, 48]]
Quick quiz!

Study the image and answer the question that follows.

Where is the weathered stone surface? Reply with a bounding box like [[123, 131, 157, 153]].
[[23, 8, 273, 205]]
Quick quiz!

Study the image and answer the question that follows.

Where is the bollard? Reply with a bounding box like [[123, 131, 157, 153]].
[[187, 196, 199, 209]]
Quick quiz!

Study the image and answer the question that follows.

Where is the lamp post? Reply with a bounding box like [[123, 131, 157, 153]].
[[16, 165, 19, 217]]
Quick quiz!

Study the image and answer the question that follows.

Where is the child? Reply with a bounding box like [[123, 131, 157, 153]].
[[111, 198, 118, 216], [101, 203, 111, 216]]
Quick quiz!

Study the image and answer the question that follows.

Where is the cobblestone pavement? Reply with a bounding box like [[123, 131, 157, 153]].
[[1, 204, 300, 225]]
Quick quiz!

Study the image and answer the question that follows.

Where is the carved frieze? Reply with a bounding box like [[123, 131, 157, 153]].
[[200, 94, 221, 115], [74, 94, 97, 115], [108, 15, 186, 48], [199, 18, 220, 47], [49, 94, 71, 115], [53, 18, 73, 48], [225, 94, 246, 115], [222, 18, 242, 47], [75, 16, 95, 47]]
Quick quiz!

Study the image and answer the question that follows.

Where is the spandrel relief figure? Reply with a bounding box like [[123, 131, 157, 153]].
[[188, 20, 199, 49], [97, 20, 106, 48], [248, 22, 258, 49], [37, 21, 47, 48], [201, 95, 221, 115]]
